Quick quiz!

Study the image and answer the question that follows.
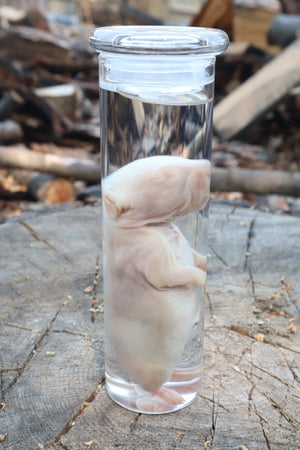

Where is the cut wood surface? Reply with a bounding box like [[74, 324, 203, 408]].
[[0, 120, 23, 143], [233, 3, 280, 53], [190, 0, 234, 40], [11, 170, 76, 204], [0, 202, 299, 449], [213, 37, 300, 141], [35, 83, 83, 122]]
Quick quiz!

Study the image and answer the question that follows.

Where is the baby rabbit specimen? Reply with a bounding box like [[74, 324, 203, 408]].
[[102, 155, 211, 395]]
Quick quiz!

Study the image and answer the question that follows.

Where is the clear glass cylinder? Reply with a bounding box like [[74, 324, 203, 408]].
[[90, 26, 229, 414]]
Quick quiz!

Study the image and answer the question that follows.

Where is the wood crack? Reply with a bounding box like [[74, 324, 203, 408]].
[[54, 443, 70, 450], [248, 384, 254, 414], [229, 324, 300, 358], [0, 322, 41, 334], [280, 278, 300, 317], [2, 439, 23, 448], [4, 305, 63, 397], [0, 371, 4, 403], [90, 254, 102, 322], [206, 292, 213, 318], [257, 388, 300, 428], [208, 245, 229, 267], [226, 206, 237, 220], [247, 346, 254, 415], [252, 399, 272, 450], [248, 266, 257, 302], [247, 360, 293, 388], [243, 219, 258, 306], [219, 339, 295, 389], [129, 413, 141, 432], [261, 426, 272, 450], [203, 380, 218, 449], [243, 218, 256, 271], [50, 380, 105, 447], [52, 329, 89, 339], [198, 394, 230, 412], [230, 324, 275, 345], [277, 344, 300, 355], [210, 382, 218, 447], [280, 350, 300, 385], [1, 368, 20, 373], [20, 220, 72, 264]]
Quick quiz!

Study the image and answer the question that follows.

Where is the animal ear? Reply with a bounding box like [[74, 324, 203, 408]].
[[103, 191, 130, 219]]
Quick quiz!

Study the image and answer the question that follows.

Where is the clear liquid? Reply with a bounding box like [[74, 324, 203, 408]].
[[101, 90, 212, 414], [101, 90, 213, 177]]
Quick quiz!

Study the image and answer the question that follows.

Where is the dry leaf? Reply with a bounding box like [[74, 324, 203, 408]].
[[264, 310, 285, 319], [174, 432, 187, 442], [255, 333, 265, 341], [288, 322, 296, 333], [282, 284, 292, 292], [85, 441, 94, 447], [84, 286, 93, 293]]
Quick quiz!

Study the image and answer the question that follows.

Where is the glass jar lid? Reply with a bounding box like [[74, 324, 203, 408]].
[[90, 26, 229, 56]]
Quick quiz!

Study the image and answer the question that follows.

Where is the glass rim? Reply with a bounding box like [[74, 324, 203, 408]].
[[89, 25, 229, 56]]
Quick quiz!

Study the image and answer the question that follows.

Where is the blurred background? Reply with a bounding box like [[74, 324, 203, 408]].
[[0, 0, 299, 221]]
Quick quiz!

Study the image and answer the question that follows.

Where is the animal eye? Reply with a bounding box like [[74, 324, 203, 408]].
[[153, 166, 179, 184]]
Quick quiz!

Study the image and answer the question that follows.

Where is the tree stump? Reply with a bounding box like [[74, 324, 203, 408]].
[[0, 202, 299, 449]]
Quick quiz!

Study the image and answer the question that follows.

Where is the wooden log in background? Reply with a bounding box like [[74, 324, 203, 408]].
[[1, 145, 300, 197], [0, 145, 100, 183], [211, 166, 300, 196], [190, 0, 234, 40], [0, 25, 72, 62], [11, 169, 76, 204], [213, 37, 300, 141]]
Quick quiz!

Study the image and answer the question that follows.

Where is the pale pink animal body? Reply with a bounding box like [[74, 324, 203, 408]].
[[102, 155, 210, 394]]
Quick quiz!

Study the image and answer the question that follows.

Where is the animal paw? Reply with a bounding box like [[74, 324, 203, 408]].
[[136, 387, 184, 413]]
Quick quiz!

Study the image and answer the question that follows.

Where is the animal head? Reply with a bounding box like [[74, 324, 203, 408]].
[[103, 156, 210, 226]]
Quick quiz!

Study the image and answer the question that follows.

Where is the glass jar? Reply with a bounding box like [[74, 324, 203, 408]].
[[90, 26, 229, 414]]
